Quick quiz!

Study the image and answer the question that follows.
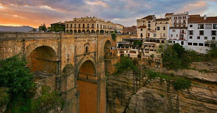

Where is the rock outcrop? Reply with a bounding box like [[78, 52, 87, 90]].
[[107, 68, 217, 113]]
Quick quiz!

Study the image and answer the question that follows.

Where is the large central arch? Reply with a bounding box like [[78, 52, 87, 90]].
[[77, 60, 98, 113], [27, 46, 58, 74]]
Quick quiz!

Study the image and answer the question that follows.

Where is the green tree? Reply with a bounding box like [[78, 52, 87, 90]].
[[0, 55, 34, 96], [115, 57, 138, 74], [162, 46, 182, 70], [133, 40, 142, 48], [172, 43, 185, 58], [39, 23, 47, 32]]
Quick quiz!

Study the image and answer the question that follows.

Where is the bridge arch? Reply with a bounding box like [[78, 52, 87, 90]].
[[104, 40, 112, 74], [77, 60, 98, 113], [27, 46, 58, 74]]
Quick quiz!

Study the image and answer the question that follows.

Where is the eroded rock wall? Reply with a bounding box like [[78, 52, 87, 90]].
[[107, 70, 217, 113]]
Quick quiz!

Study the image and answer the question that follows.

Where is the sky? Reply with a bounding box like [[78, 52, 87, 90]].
[[0, 0, 217, 28]]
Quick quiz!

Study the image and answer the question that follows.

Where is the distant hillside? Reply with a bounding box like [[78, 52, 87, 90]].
[[0, 25, 35, 32]]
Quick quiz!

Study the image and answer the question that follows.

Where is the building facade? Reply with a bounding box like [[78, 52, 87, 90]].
[[187, 16, 217, 53], [65, 16, 123, 33], [50, 22, 65, 32], [168, 12, 189, 46]]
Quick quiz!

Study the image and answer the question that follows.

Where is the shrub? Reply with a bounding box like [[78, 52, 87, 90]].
[[115, 57, 138, 74], [111, 32, 117, 41], [172, 77, 191, 90], [162, 46, 182, 70]]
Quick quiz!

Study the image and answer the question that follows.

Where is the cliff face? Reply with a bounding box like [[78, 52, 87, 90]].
[[107, 68, 217, 113]]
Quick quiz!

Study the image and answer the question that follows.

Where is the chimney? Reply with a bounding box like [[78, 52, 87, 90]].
[[204, 15, 207, 20]]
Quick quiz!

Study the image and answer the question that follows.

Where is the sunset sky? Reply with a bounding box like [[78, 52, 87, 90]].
[[0, 0, 217, 28]]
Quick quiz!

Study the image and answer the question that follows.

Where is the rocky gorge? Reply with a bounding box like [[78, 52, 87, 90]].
[[107, 61, 217, 113]]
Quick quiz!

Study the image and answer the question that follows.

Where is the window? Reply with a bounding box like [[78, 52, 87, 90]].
[[205, 44, 209, 47], [157, 27, 160, 30], [189, 30, 193, 35], [148, 28, 151, 30], [140, 33, 143, 37], [171, 34, 173, 37], [154, 33, 156, 37], [181, 41, 184, 45], [87, 24, 89, 28], [193, 43, 198, 46], [204, 37, 208, 40], [66, 24, 68, 28], [212, 31, 216, 35], [163, 34, 165, 37], [97, 24, 99, 28], [197, 36, 200, 39], [92, 24, 94, 28], [83, 24, 85, 28], [205, 24, 212, 29], [212, 37, 216, 40], [163, 27, 166, 30], [173, 30, 175, 32], [189, 36, 192, 39], [176, 34, 178, 37], [188, 42, 192, 45], [70, 24, 72, 28], [213, 24, 217, 29], [148, 24, 151, 27], [148, 33, 150, 37], [74, 24, 76, 28], [148, 21, 151, 23], [199, 43, 203, 46], [198, 24, 204, 29], [141, 29, 143, 31], [190, 25, 193, 27], [78, 24, 80, 28], [199, 30, 204, 35]]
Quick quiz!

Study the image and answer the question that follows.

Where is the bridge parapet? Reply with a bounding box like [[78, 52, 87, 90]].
[[0, 32, 61, 40]]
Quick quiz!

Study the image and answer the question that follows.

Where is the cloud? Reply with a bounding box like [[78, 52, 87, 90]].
[[0, 0, 216, 27]]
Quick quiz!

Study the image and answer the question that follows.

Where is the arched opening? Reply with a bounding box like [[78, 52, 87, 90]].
[[100, 30, 104, 34], [27, 46, 57, 74], [104, 40, 112, 74], [66, 30, 69, 33], [78, 60, 97, 113], [70, 30, 73, 33], [86, 30, 90, 33], [82, 30, 85, 33], [96, 30, 99, 33], [74, 30, 77, 33], [91, 30, 95, 33], [78, 30, 81, 33]]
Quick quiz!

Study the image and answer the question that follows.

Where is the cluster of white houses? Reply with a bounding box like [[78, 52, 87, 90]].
[[116, 12, 217, 61], [136, 12, 217, 54]]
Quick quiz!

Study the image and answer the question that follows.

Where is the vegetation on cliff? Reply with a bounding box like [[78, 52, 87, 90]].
[[114, 57, 139, 75], [161, 43, 217, 70], [0, 56, 63, 113], [146, 69, 191, 90]]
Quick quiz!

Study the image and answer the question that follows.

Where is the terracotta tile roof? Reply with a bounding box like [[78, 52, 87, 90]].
[[137, 25, 146, 28], [189, 15, 200, 18], [155, 18, 169, 21], [141, 15, 155, 20], [165, 13, 174, 16], [189, 16, 217, 23]]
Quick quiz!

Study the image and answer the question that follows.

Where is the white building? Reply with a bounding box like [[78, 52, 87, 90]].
[[168, 12, 189, 46], [187, 16, 217, 53]]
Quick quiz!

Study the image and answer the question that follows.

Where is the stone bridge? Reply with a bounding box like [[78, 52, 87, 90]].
[[0, 32, 117, 113]]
